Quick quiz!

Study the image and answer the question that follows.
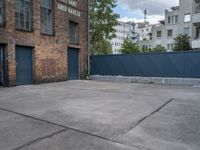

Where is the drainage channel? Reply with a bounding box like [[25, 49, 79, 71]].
[[111, 98, 174, 141], [0, 98, 174, 150], [0, 107, 148, 150]]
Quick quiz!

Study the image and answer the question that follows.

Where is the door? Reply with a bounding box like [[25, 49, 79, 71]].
[[68, 48, 79, 80], [16, 46, 33, 85], [0, 46, 5, 86]]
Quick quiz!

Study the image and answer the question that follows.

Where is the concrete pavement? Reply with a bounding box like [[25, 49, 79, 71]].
[[0, 80, 199, 150]]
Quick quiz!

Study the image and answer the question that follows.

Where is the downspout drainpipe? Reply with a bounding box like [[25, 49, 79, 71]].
[[87, 0, 90, 79]]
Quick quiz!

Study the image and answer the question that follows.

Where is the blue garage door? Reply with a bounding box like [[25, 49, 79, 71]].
[[68, 48, 79, 80], [16, 46, 33, 85]]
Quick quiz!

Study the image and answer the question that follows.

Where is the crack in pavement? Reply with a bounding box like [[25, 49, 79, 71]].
[[0, 107, 148, 150], [111, 98, 174, 141], [11, 128, 67, 150]]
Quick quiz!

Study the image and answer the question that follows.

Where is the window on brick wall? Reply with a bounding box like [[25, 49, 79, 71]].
[[69, 21, 79, 44], [41, 0, 53, 35], [15, 0, 32, 31], [0, 0, 5, 26]]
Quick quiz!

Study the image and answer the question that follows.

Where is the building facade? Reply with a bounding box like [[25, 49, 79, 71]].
[[139, 0, 200, 51], [135, 22, 153, 50], [192, 0, 200, 49], [111, 21, 134, 54], [0, 0, 88, 86]]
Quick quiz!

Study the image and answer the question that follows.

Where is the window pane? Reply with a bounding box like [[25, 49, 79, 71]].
[[15, 0, 32, 30], [184, 14, 191, 22], [167, 30, 173, 37], [184, 27, 190, 36], [0, 0, 4, 24], [168, 17, 170, 24], [41, 0, 51, 9], [175, 15, 178, 23], [41, 0, 52, 34], [69, 21, 79, 44], [157, 31, 161, 37]]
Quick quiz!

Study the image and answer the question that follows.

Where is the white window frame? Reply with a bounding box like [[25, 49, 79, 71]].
[[184, 14, 191, 22]]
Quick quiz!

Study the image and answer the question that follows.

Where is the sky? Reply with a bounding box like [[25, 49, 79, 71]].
[[114, 0, 179, 24]]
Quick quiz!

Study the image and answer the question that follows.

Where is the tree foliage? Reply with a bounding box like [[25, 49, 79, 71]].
[[93, 39, 112, 55], [120, 38, 140, 54], [174, 34, 192, 51], [90, 0, 119, 55], [153, 45, 166, 52]]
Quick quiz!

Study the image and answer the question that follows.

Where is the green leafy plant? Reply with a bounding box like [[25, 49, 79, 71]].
[[174, 34, 192, 51], [120, 38, 141, 54], [90, 0, 119, 55]]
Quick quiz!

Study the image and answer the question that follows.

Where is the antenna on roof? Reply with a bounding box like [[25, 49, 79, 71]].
[[144, 10, 147, 25]]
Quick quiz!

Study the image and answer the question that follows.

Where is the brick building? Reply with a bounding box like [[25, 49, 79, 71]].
[[0, 0, 88, 86]]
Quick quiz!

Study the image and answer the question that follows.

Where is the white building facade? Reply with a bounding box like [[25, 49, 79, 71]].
[[111, 21, 134, 54], [138, 0, 200, 51], [192, 0, 200, 49]]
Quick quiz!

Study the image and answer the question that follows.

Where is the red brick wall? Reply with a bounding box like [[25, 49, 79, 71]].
[[0, 0, 88, 86]]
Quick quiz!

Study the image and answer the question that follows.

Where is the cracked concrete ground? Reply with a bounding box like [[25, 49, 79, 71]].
[[0, 80, 199, 150]]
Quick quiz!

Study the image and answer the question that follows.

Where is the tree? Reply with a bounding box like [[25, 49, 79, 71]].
[[93, 39, 112, 55], [90, 0, 119, 55], [120, 38, 140, 54], [153, 45, 166, 52], [174, 34, 192, 51]]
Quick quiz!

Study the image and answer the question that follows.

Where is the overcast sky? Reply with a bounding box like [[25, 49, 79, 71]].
[[114, 0, 179, 24]]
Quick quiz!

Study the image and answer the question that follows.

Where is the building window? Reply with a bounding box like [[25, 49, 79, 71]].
[[69, 21, 79, 44], [168, 17, 170, 24], [195, 2, 200, 13], [157, 31, 162, 38], [149, 33, 152, 40], [41, 0, 53, 35], [175, 15, 178, 24], [168, 15, 178, 24], [184, 27, 190, 36], [195, 26, 200, 39], [0, 0, 5, 26], [184, 14, 191, 22], [167, 43, 174, 50], [15, 0, 32, 31], [167, 30, 173, 37]]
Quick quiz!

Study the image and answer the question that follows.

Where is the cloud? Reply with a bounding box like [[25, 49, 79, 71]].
[[118, 15, 165, 24], [116, 0, 179, 24], [118, 0, 179, 16]]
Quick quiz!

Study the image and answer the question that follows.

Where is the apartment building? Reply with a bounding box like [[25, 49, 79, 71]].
[[111, 21, 134, 54], [0, 0, 88, 86], [135, 22, 153, 50], [192, 0, 200, 49], [139, 0, 200, 51]]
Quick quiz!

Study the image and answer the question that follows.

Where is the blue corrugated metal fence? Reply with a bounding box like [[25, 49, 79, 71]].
[[91, 51, 200, 78]]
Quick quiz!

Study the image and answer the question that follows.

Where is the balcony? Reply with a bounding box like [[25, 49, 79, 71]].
[[195, 0, 200, 3], [192, 39, 200, 49], [192, 13, 200, 24]]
